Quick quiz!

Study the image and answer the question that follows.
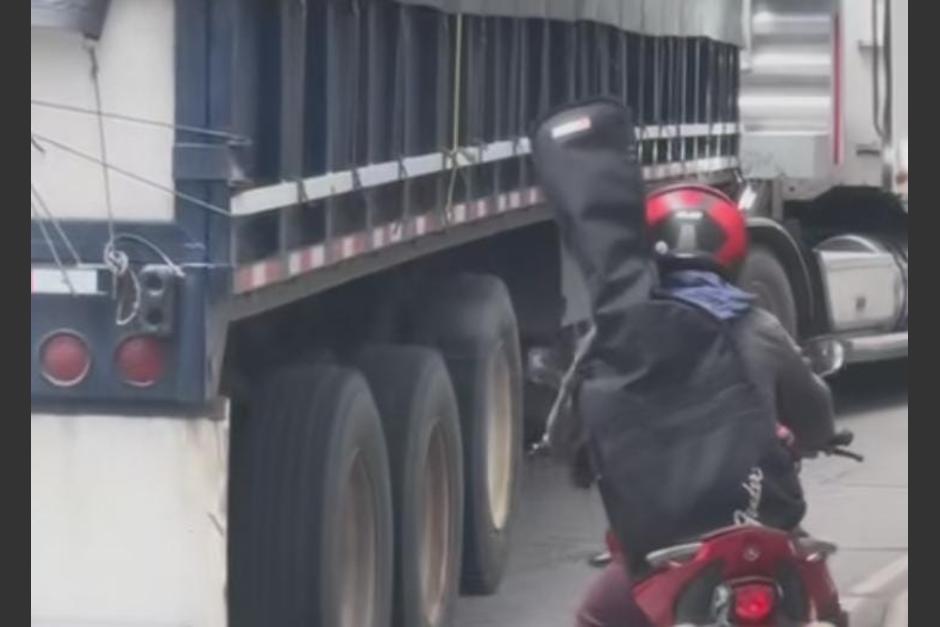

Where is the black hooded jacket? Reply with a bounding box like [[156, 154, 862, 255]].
[[530, 99, 837, 573]]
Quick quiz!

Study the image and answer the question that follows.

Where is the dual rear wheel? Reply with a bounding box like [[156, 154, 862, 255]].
[[229, 274, 523, 626]]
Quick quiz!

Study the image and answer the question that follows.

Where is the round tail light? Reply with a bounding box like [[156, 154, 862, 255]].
[[40, 331, 91, 387], [733, 583, 776, 624], [115, 335, 166, 387]]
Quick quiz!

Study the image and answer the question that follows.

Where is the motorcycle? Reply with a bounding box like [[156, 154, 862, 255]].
[[622, 430, 862, 627], [528, 327, 859, 626]]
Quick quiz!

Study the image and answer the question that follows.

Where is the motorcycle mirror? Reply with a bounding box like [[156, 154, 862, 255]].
[[802, 337, 845, 378]]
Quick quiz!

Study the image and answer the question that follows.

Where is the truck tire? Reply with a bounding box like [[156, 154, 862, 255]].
[[229, 365, 393, 627], [412, 274, 523, 595], [355, 346, 464, 627], [739, 245, 798, 337]]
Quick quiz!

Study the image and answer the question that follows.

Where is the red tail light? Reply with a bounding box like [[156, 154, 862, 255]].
[[40, 332, 91, 387], [115, 335, 166, 387], [733, 583, 776, 624]]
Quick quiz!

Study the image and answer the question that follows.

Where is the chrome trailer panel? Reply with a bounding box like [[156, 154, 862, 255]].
[[740, 0, 908, 194]]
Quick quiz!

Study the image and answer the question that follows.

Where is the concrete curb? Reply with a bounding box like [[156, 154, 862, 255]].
[[882, 590, 908, 627], [845, 595, 887, 627], [841, 554, 908, 626]]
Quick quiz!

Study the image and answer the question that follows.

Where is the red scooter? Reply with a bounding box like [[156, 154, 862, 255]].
[[620, 430, 862, 627], [530, 335, 859, 625]]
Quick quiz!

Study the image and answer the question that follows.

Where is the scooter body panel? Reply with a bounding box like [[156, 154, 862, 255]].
[[632, 526, 845, 626]]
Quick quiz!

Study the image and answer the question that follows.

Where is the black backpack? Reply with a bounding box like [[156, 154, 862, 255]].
[[579, 298, 778, 573]]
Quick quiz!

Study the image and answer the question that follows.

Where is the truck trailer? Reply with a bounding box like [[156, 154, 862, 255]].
[[30, 0, 905, 625]]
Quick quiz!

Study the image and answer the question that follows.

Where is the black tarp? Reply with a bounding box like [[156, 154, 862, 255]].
[[394, 0, 744, 46], [531, 100, 777, 572]]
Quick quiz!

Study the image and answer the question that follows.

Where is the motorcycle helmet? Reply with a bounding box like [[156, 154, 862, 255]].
[[645, 183, 748, 279]]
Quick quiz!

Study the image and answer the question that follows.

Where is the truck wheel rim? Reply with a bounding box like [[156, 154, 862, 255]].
[[420, 423, 452, 624], [340, 451, 377, 627], [486, 348, 513, 531]]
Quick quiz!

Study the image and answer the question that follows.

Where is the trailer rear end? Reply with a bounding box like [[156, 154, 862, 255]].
[[31, 1, 745, 624]]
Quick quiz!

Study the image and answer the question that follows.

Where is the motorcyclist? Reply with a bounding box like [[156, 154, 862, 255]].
[[573, 183, 839, 627], [527, 99, 838, 627]]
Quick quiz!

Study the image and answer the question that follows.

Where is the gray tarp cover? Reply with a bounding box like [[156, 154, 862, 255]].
[[31, 0, 111, 39], [394, 0, 744, 46]]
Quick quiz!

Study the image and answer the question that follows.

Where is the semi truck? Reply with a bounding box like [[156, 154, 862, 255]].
[[736, 0, 908, 368], [30, 0, 905, 626]]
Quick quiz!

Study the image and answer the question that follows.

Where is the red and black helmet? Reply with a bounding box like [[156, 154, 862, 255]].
[[645, 184, 748, 279]]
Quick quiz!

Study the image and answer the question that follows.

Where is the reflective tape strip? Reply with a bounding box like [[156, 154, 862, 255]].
[[229, 151, 738, 295], [31, 267, 102, 295], [234, 260, 284, 294], [231, 187, 544, 295], [231, 124, 740, 216]]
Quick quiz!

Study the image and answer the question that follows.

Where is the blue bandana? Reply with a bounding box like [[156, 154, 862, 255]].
[[659, 270, 755, 321]]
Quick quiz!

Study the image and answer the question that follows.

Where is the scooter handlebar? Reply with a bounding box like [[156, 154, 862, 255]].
[[827, 430, 854, 448], [828, 447, 864, 462], [822, 430, 863, 462]]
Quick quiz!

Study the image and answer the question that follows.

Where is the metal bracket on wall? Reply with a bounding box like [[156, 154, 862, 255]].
[[855, 142, 882, 157], [174, 143, 249, 187]]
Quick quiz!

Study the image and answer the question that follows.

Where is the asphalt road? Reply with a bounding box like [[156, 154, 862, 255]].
[[454, 360, 908, 627]]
